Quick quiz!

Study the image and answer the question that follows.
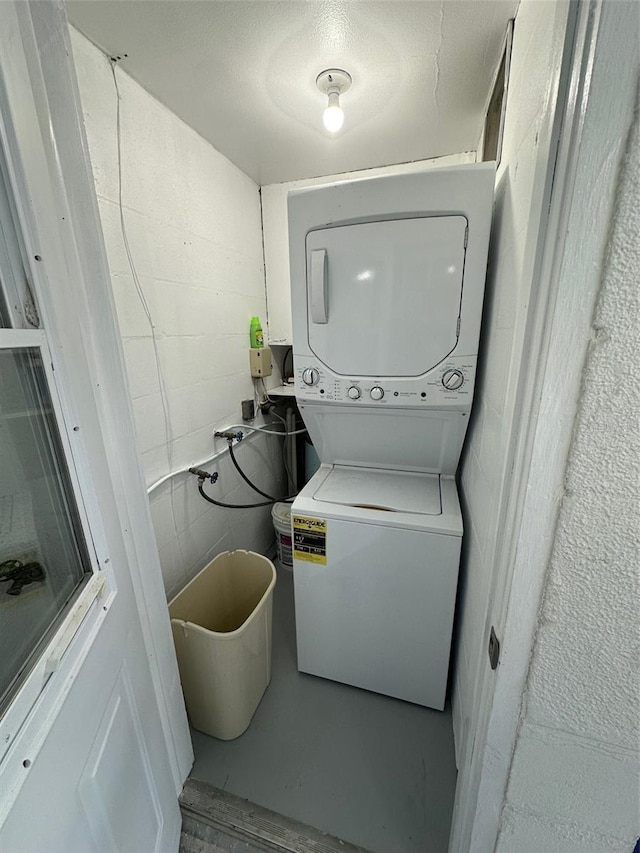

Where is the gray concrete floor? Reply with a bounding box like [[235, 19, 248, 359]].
[[189, 567, 457, 853]]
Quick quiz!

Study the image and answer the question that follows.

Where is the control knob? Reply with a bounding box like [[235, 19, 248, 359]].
[[302, 367, 320, 386], [347, 386, 361, 400], [442, 369, 464, 390], [370, 386, 384, 401]]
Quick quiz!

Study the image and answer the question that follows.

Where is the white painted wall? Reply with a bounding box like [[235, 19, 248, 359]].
[[494, 83, 640, 853], [452, 0, 571, 768], [71, 29, 285, 599], [260, 152, 476, 344], [450, 2, 640, 850]]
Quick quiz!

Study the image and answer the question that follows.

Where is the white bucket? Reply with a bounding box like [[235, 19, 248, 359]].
[[271, 501, 293, 571]]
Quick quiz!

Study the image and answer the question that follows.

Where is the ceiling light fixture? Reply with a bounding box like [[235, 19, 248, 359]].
[[316, 69, 352, 133]]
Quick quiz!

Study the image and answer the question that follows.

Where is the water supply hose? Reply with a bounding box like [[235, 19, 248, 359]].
[[227, 439, 279, 501], [197, 480, 277, 510]]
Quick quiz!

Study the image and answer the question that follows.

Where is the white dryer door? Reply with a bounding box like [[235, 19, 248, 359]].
[[306, 216, 467, 377]]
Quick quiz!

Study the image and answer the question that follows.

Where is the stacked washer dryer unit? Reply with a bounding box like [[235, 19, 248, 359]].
[[288, 164, 494, 710]]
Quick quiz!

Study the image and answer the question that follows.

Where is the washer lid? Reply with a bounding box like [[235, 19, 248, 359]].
[[312, 466, 441, 515]]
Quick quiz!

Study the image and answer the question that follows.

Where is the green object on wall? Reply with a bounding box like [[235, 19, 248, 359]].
[[250, 316, 264, 348]]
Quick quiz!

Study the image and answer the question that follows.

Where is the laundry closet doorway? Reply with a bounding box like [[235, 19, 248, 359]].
[[1, 1, 635, 851]]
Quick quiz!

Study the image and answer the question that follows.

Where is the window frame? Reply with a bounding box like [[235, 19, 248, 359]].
[[0, 328, 116, 771]]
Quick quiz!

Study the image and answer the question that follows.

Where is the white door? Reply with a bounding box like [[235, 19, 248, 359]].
[[306, 216, 467, 377], [0, 3, 191, 850]]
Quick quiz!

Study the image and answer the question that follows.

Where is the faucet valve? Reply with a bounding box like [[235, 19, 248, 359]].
[[189, 467, 219, 485], [215, 430, 243, 443]]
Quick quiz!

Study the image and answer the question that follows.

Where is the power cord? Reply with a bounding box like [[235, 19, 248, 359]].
[[110, 59, 185, 569]]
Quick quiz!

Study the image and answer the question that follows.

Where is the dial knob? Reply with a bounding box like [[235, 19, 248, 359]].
[[302, 367, 319, 386], [347, 386, 361, 400], [370, 386, 384, 401], [442, 369, 464, 390]]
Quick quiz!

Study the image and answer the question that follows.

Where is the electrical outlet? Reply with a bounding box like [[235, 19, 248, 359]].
[[488, 626, 500, 670], [249, 347, 272, 377]]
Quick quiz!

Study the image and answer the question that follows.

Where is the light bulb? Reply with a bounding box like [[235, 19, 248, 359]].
[[323, 91, 344, 132]]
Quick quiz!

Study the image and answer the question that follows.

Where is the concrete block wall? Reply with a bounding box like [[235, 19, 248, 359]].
[[71, 29, 285, 599], [452, 0, 570, 766], [495, 84, 640, 853]]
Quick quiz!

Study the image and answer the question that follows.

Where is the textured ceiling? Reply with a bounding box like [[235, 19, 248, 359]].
[[66, 0, 519, 185]]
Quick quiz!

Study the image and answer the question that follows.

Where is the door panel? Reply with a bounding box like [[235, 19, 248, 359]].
[[306, 216, 467, 376], [79, 664, 163, 853], [0, 622, 179, 853], [0, 3, 189, 850]]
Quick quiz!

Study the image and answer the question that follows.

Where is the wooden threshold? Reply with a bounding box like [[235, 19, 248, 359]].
[[180, 777, 373, 853]]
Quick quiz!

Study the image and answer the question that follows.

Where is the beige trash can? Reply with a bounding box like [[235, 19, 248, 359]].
[[169, 550, 276, 740]]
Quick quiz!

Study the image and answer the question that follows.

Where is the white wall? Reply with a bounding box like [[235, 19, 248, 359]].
[[452, 0, 571, 767], [494, 84, 640, 853], [71, 30, 285, 599], [261, 152, 476, 345]]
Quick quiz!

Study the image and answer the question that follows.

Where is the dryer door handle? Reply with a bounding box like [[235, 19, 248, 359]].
[[310, 249, 328, 324]]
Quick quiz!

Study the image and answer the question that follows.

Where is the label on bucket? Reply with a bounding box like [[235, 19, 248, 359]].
[[292, 516, 327, 565], [277, 532, 293, 566]]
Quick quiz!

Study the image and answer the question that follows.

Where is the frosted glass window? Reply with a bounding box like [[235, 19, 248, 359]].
[[0, 348, 91, 712]]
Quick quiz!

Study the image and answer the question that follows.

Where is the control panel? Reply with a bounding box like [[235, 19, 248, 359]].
[[295, 355, 476, 409]]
